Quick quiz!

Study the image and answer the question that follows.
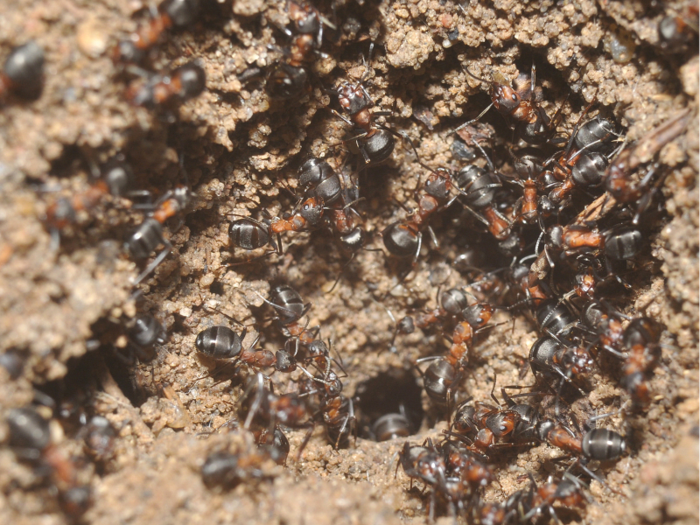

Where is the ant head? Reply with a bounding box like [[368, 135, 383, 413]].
[[565, 347, 594, 375], [492, 84, 521, 113], [287, 0, 321, 35], [299, 196, 325, 225], [337, 82, 370, 115]]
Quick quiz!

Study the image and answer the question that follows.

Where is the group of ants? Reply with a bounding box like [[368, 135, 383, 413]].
[[1, 0, 695, 523]]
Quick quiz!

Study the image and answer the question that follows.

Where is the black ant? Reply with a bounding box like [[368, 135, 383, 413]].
[[113, 0, 201, 65], [0, 41, 44, 101]]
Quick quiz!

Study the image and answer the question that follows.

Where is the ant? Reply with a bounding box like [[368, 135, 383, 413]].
[[194, 306, 326, 381], [43, 157, 139, 245], [617, 317, 663, 408], [195, 322, 276, 370], [543, 222, 645, 279], [265, 0, 331, 100], [263, 0, 330, 99], [543, 115, 619, 210], [240, 373, 315, 459], [113, 0, 201, 65], [228, 196, 325, 258], [202, 449, 272, 489], [447, 379, 539, 455], [317, 378, 357, 449], [604, 108, 691, 223], [528, 335, 594, 413], [398, 440, 449, 523], [371, 412, 411, 442], [300, 160, 368, 256], [126, 183, 191, 285], [448, 399, 522, 455], [415, 287, 497, 333], [441, 440, 494, 492], [382, 167, 463, 263], [506, 147, 550, 227], [254, 426, 290, 465], [126, 62, 206, 108], [535, 417, 628, 490], [455, 140, 513, 243], [81, 416, 117, 464], [257, 285, 346, 377], [524, 475, 588, 524], [332, 45, 400, 167], [201, 430, 281, 489], [6, 407, 93, 518], [456, 63, 565, 146], [0, 41, 44, 101]]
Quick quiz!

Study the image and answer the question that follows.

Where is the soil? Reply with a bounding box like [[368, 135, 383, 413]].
[[0, 0, 697, 524]]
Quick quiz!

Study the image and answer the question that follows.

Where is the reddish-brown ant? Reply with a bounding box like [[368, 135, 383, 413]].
[[7, 407, 92, 518], [383, 164, 468, 263], [265, 0, 331, 99], [126, 62, 206, 108], [456, 140, 513, 243], [398, 440, 449, 522], [332, 45, 402, 167], [228, 196, 326, 260], [127, 183, 191, 285], [657, 3, 699, 53], [524, 475, 588, 523], [113, 0, 201, 65], [456, 64, 565, 145], [604, 109, 691, 223], [43, 157, 137, 246]]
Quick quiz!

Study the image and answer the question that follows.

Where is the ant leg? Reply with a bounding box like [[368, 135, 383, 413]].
[[243, 373, 265, 430], [331, 108, 354, 127], [295, 421, 316, 463], [450, 102, 495, 136], [132, 242, 173, 286]]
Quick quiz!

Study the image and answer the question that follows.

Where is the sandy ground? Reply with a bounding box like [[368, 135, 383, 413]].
[[0, 0, 697, 524]]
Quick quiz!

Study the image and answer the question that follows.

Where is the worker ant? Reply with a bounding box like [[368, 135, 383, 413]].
[[228, 196, 326, 261], [6, 407, 93, 518], [113, 0, 201, 65], [264, 0, 333, 100], [332, 45, 407, 167], [455, 63, 565, 146], [455, 140, 514, 244], [126, 62, 206, 109], [43, 157, 138, 246]]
